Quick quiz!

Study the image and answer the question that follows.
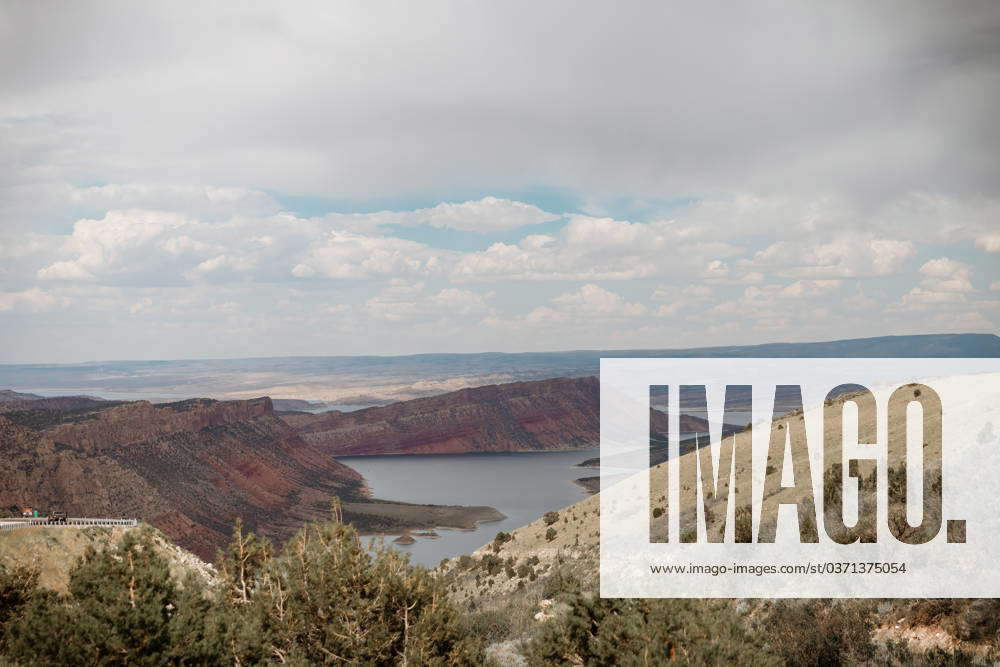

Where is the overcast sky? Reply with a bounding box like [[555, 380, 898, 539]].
[[1, 1, 998, 363]]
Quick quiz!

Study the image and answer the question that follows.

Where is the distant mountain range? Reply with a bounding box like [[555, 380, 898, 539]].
[[1, 333, 996, 405]]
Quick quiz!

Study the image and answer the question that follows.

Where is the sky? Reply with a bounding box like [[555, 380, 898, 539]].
[[1, 1, 998, 363]]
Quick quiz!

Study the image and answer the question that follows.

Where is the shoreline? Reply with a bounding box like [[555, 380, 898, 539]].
[[335, 445, 598, 460], [344, 500, 506, 537], [572, 476, 600, 495]]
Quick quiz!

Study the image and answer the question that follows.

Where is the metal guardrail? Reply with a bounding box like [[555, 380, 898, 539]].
[[0, 518, 139, 533]]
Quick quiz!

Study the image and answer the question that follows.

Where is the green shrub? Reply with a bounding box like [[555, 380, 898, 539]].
[[462, 609, 512, 644], [543, 511, 560, 526], [255, 519, 484, 664], [492, 531, 513, 551], [761, 600, 875, 666], [528, 596, 778, 665], [7, 528, 180, 665], [480, 553, 504, 576], [3, 517, 488, 665], [545, 527, 557, 542], [0, 563, 39, 655], [540, 567, 581, 601]]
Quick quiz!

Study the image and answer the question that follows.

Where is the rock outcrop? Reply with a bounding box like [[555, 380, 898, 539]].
[[282, 376, 600, 456], [0, 398, 366, 558]]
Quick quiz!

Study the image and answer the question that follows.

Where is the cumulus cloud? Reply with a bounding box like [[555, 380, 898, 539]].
[[37, 210, 194, 282], [651, 284, 714, 317], [452, 215, 740, 282], [976, 235, 1000, 253], [321, 197, 560, 234], [676, 193, 1000, 250], [890, 257, 976, 313], [704, 280, 846, 334], [364, 280, 493, 322], [746, 236, 915, 279], [403, 197, 559, 232], [292, 232, 450, 280], [509, 284, 647, 325], [918, 257, 974, 293]]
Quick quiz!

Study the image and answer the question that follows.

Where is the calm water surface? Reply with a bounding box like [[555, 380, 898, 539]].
[[339, 449, 598, 568]]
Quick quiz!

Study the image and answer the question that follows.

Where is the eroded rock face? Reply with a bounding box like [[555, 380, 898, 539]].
[[283, 376, 600, 456], [0, 398, 366, 559], [42, 397, 276, 453]]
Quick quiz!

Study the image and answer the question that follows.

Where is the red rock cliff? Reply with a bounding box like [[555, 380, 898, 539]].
[[283, 376, 599, 455], [0, 398, 366, 559]]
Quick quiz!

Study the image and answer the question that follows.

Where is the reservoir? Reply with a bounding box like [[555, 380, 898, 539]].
[[339, 449, 598, 568]]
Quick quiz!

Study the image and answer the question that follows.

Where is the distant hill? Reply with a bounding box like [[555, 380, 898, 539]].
[[0, 390, 111, 413], [283, 376, 600, 455], [0, 389, 44, 402]]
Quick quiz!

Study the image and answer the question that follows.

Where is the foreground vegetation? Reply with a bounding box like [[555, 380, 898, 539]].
[[3, 510, 1000, 664], [0, 510, 484, 665]]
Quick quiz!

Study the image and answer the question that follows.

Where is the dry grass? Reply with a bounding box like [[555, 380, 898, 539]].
[[0, 524, 215, 592]]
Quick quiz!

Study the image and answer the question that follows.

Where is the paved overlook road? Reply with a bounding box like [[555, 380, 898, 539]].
[[0, 517, 138, 533]]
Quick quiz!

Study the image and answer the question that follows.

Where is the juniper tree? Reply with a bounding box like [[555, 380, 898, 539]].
[[0, 563, 39, 655], [255, 515, 486, 665], [528, 596, 779, 666], [9, 528, 178, 665]]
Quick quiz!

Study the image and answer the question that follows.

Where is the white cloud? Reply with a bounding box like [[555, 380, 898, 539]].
[[0, 287, 70, 312], [917, 257, 973, 293], [364, 280, 493, 322], [707, 280, 845, 333], [890, 257, 978, 313], [37, 209, 193, 282], [513, 284, 647, 325], [747, 236, 915, 279], [975, 235, 1000, 253], [453, 215, 740, 282], [405, 197, 559, 232], [292, 232, 450, 280], [651, 284, 713, 317], [320, 197, 560, 234], [700, 260, 764, 285]]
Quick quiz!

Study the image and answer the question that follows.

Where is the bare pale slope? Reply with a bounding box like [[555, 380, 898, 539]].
[[0, 525, 214, 592], [442, 382, 945, 599]]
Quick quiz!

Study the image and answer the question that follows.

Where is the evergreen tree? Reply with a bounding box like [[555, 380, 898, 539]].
[[10, 528, 178, 665], [4, 513, 487, 665], [0, 563, 39, 654], [255, 514, 485, 665], [528, 595, 778, 666]]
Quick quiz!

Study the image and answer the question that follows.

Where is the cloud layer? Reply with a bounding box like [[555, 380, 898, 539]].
[[1, 2, 998, 361]]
